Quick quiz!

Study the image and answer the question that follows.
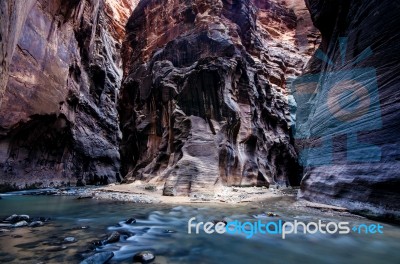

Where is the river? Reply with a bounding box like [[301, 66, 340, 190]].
[[0, 193, 399, 263]]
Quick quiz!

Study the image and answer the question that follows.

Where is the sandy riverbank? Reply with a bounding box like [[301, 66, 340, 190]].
[[68, 181, 296, 204], [62, 182, 354, 218]]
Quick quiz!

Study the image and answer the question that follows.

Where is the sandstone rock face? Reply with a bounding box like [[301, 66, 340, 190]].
[[0, 0, 137, 189], [295, 0, 400, 220], [120, 0, 318, 195]]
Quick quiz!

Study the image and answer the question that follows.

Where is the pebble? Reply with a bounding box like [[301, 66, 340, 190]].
[[133, 251, 155, 263], [64, 237, 77, 243], [267, 212, 279, 217]]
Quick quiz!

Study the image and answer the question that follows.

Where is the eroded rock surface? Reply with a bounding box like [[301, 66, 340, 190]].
[[0, 0, 138, 189], [119, 0, 319, 196], [296, 0, 400, 220]]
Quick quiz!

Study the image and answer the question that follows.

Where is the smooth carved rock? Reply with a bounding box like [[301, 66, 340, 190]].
[[0, 0, 138, 189], [297, 0, 400, 221], [119, 0, 318, 195]]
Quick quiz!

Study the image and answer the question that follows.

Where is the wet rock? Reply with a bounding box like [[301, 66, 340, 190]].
[[90, 240, 104, 248], [105, 231, 120, 244], [80, 252, 114, 264], [125, 218, 136, 224], [133, 251, 155, 263], [5, 214, 29, 223], [29, 221, 44, 227], [13, 221, 28, 228], [267, 212, 279, 217], [0, 223, 12, 228], [64, 237, 77, 243]]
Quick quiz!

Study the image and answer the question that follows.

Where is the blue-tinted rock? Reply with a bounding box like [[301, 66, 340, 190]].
[[80, 252, 114, 264]]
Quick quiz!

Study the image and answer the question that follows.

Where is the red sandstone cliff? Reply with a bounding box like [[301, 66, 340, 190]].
[[119, 0, 319, 196], [0, 0, 137, 189]]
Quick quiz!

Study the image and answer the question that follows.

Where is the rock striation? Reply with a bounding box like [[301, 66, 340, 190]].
[[0, 0, 138, 189], [119, 0, 319, 196], [296, 0, 400, 220]]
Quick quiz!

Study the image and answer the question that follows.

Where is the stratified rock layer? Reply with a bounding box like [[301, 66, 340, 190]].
[[297, 0, 400, 220], [0, 0, 137, 189], [120, 0, 318, 195]]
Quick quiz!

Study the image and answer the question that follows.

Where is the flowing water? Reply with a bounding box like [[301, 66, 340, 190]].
[[0, 193, 399, 264]]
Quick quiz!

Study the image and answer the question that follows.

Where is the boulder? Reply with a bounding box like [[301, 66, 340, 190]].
[[80, 252, 114, 264]]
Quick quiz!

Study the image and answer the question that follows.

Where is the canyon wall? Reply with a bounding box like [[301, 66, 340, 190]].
[[119, 0, 319, 196], [0, 0, 138, 190], [296, 0, 400, 220]]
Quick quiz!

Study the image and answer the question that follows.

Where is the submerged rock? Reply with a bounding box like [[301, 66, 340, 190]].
[[46, 245, 67, 252], [64, 237, 77, 243], [133, 251, 155, 263], [80, 252, 114, 264], [163, 229, 177, 234]]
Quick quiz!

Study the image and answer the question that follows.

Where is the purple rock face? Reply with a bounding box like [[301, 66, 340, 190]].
[[119, 0, 318, 196], [296, 0, 400, 221]]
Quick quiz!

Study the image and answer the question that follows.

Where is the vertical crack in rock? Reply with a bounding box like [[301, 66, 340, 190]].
[[0, 0, 138, 189], [120, 0, 319, 196]]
